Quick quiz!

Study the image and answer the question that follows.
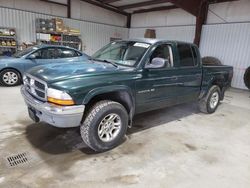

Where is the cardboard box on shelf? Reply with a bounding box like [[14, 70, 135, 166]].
[[52, 18, 64, 32], [63, 27, 70, 34], [37, 33, 51, 41], [52, 18, 63, 25], [69, 29, 81, 35], [144, 29, 156, 39]]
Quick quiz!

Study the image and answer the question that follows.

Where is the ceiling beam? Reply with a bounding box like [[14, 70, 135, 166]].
[[100, 0, 121, 3], [40, 0, 68, 6], [168, 0, 201, 16], [133, 5, 178, 14], [118, 0, 171, 10], [209, 0, 238, 3], [80, 0, 129, 16]]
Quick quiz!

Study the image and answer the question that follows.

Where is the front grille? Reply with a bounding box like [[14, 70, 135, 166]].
[[35, 80, 45, 90], [23, 74, 47, 101]]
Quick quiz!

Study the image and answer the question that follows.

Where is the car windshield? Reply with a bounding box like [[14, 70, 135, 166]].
[[13, 46, 39, 58], [92, 41, 151, 67]]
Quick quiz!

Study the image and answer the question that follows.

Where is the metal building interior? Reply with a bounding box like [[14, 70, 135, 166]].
[[0, 0, 250, 187]]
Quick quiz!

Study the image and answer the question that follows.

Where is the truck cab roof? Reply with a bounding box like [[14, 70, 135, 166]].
[[121, 38, 197, 47]]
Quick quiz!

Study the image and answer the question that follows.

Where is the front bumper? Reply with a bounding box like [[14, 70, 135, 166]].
[[21, 86, 85, 128]]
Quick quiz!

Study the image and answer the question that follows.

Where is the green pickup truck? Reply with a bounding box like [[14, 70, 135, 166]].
[[21, 39, 233, 152]]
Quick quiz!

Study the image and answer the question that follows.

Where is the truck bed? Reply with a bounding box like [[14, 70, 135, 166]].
[[201, 65, 233, 98]]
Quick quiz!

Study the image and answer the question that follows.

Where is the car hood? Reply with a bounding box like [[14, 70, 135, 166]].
[[27, 60, 133, 84]]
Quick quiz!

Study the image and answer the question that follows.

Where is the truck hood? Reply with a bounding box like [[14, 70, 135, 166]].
[[27, 60, 132, 83]]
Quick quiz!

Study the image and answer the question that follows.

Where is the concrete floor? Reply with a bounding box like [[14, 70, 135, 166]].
[[0, 86, 250, 188]]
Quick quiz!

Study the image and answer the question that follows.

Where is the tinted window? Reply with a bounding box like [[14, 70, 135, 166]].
[[149, 44, 172, 68], [59, 48, 78, 58], [92, 41, 150, 67], [76, 51, 82, 56], [13, 46, 39, 58], [33, 48, 59, 59], [177, 44, 194, 67]]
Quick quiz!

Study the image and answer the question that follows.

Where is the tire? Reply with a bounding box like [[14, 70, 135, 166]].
[[202, 56, 222, 66], [80, 100, 128, 152], [0, 69, 22, 86], [199, 85, 221, 114], [244, 67, 250, 89]]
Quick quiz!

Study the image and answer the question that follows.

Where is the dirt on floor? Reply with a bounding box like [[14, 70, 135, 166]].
[[0, 86, 250, 188]]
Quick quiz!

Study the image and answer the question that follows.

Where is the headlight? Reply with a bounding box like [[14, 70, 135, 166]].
[[47, 88, 75, 106]]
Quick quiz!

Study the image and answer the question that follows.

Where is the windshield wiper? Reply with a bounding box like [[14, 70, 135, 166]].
[[91, 58, 118, 68]]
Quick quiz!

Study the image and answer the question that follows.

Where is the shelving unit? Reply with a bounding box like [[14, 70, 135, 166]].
[[35, 18, 82, 50], [36, 32, 82, 50], [0, 27, 18, 56]]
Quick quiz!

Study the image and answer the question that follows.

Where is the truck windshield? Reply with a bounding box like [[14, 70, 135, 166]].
[[92, 41, 151, 67], [13, 46, 39, 58]]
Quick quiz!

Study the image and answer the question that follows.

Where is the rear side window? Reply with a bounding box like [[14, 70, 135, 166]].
[[191, 46, 198, 66], [59, 48, 78, 58], [177, 44, 195, 67]]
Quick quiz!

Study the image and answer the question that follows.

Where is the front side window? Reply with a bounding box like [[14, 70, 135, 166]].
[[177, 44, 195, 67], [92, 41, 151, 67], [147, 44, 172, 68], [13, 46, 39, 58], [32, 48, 59, 59]]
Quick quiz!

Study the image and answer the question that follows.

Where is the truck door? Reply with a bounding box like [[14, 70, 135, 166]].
[[136, 43, 181, 113], [175, 44, 202, 103]]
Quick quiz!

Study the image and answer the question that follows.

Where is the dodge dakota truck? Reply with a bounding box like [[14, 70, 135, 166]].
[[21, 39, 233, 152]]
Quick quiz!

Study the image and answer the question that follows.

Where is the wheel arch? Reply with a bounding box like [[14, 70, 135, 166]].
[[200, 77, 224, 100], [0, 67, 23, 77], [83, 86, 135, 126], [0, 67, 23, 84]]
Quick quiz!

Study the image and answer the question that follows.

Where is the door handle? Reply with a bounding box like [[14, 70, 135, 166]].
[[171, 76, 178, 81]]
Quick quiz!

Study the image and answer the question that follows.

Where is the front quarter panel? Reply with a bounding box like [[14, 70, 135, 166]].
[[0, 58, 26, 75], [48, 71, 139, 105]]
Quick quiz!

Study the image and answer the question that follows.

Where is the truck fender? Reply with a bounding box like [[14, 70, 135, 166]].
[[82, 85, 133, 104], [82, 85, 135, 127]]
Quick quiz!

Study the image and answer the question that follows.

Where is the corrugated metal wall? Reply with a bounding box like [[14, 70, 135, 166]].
[[129, 23, 250, 89], [129, 26, 195, 43], [200, 23, 250, 89], [0, 6, 249, 89], [0, 7, 128, 55]]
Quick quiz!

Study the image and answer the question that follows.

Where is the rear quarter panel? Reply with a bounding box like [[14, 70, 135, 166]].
[[200, 65, 233, 98]]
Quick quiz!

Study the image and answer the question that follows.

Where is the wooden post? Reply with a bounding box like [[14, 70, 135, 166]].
[[67, 0, 71, 18], [194, 0, 209, 46]]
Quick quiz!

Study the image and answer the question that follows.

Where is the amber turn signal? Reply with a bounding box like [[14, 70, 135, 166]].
[[48, 97, 75, 106]]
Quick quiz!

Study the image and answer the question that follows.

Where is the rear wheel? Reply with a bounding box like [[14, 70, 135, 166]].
[[0, 69, 21, 86], [244, 67, 250, 89], [80, 100, 128, 152], [199, 85, 221, 114]]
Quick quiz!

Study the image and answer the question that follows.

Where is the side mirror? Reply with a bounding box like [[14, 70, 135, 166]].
[[27, 54, 36, 60], [145, 57, 166, 69]]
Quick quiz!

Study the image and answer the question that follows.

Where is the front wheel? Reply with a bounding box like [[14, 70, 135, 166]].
[[199, 85, 221, 114], [0, 69, 21, 86], [80, 100, 128, 152]]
